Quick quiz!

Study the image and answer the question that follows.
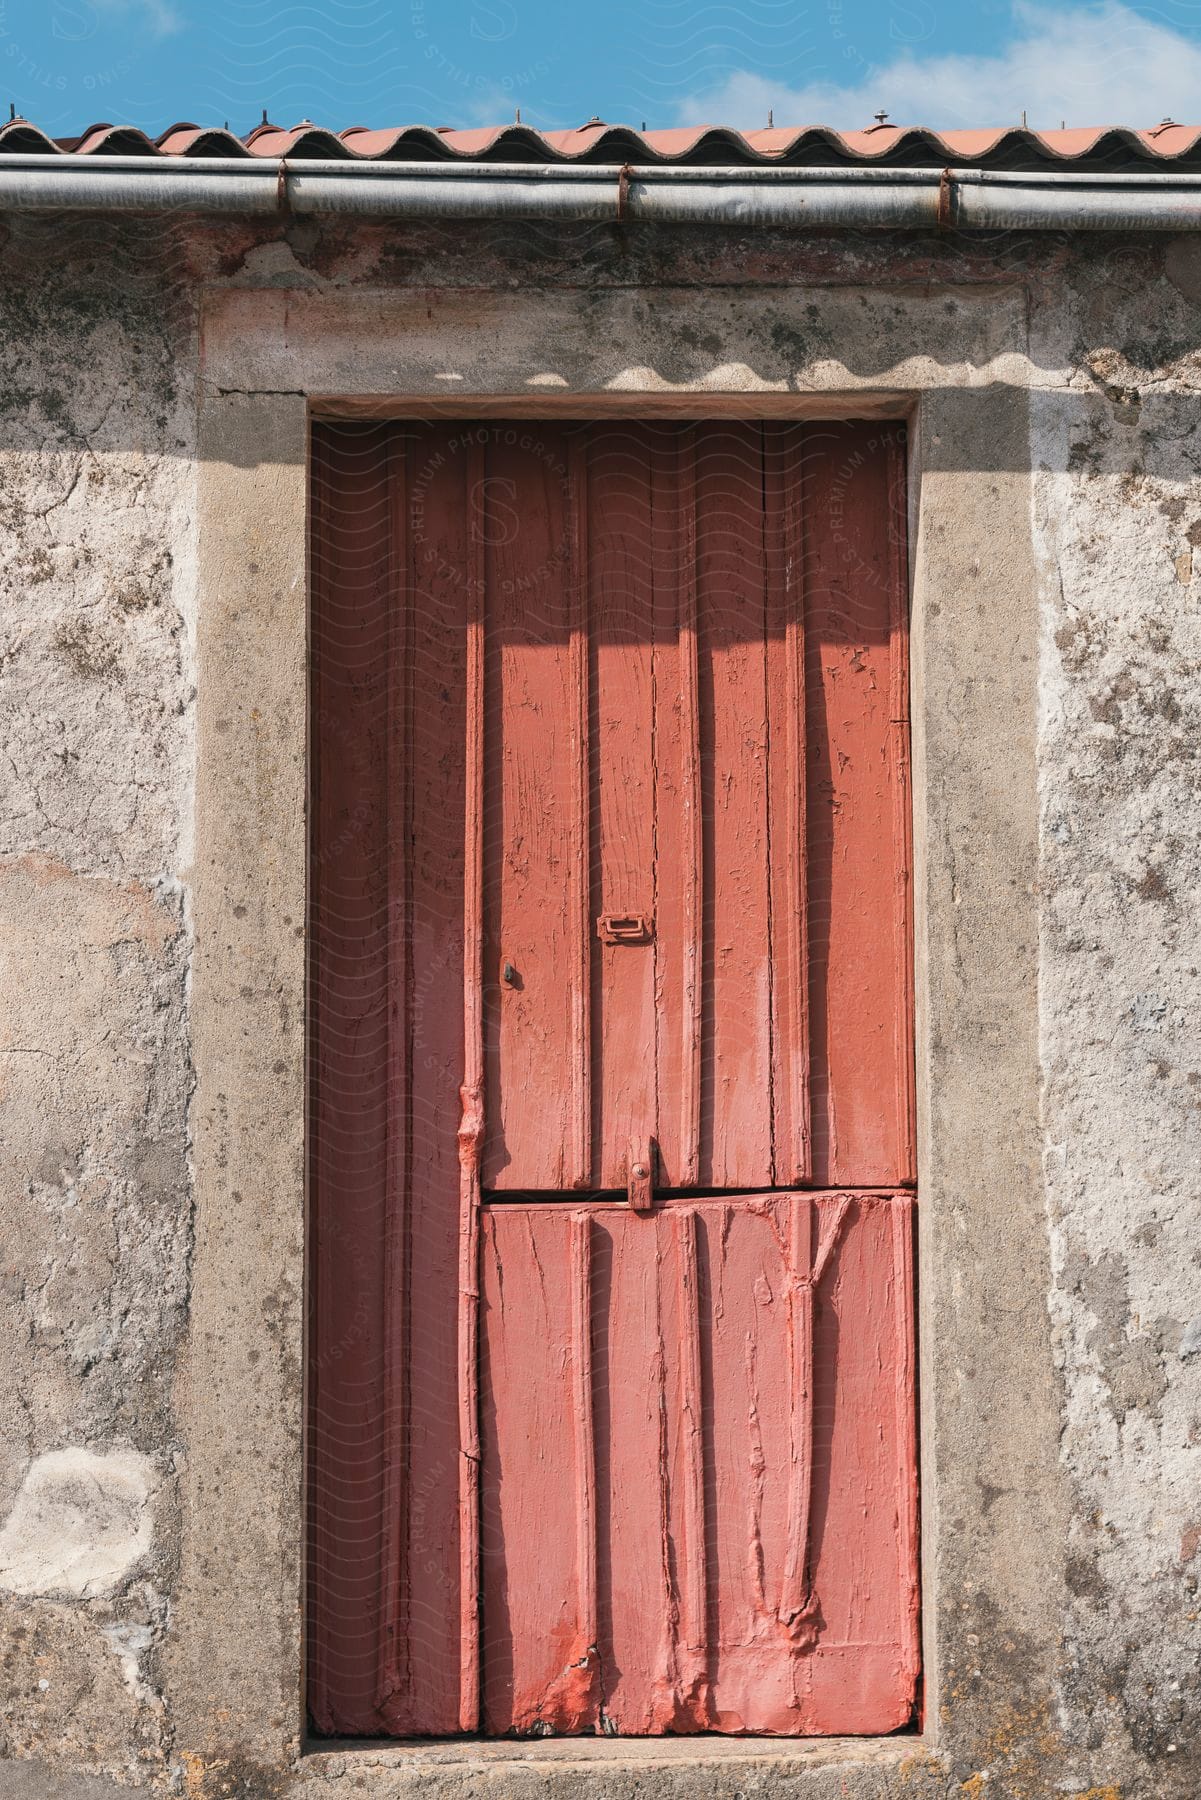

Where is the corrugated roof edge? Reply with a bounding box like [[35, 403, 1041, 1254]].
[[6, 118, 1201, 171]]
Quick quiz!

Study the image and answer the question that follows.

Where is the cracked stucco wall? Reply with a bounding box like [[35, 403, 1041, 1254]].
[[0, 232, 196, 1784], [1032, 240, 1201, 1783], [0, 212, 1198, 1800]]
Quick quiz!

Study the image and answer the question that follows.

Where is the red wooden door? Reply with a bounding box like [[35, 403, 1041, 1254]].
[[308, 420, 917, 1739]]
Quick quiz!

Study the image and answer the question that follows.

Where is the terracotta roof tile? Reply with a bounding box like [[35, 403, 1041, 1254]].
[[7, 119, 1201, 170]]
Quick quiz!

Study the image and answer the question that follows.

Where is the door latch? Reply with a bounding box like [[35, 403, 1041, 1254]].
[[597, 914, 652, 945], [628, 1138, 654, 1213]]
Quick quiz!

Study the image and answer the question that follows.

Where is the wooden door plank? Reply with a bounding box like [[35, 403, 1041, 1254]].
[[778, 1191, 815, 1637], [651, 426, 703, 1189], [887, 437, 918, 1186], [764, 425, 812, 1186], [454, 432, 486, 1728], [376, 427, 412, 1721], [568, 440, 593, 1186], [479, 1207, 602, 1735], [570, 1209, 600, 1679], [599, 1204, 713, 1732], [803, 423, 913, 1186], [699, 1195, 796, 1728], [589, 425, 657, 1185], [890, 1192, 921, 1700], [670, 1207, 709, 1712], [308, 421, 394, 1736], [309, 423, 468, 1736], [695, 426, 775, 1187], [594, 1208, 680, 1732], [483, 426, 587, 1189], [804, 1191, 918, 1729]]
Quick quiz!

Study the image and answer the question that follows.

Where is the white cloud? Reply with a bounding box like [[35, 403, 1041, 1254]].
[[675, 2, 1201, 133], [91, 0, 183, 40]]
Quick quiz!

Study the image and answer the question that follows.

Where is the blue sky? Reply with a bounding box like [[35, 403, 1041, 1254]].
[[5, 0, 1201, 139]]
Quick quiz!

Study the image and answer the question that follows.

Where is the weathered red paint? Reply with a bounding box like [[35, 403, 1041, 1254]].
[[480, 1193, 918, 1735], [475, 421, 911, 1193], [308, 419, 916, 1738], [309, 423, 470, 1735]]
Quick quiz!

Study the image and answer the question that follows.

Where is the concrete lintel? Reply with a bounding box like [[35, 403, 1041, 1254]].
[[200, 283, 1031, 407]]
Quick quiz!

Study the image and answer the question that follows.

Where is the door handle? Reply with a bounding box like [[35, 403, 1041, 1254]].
[[597, 914, 652, 945]]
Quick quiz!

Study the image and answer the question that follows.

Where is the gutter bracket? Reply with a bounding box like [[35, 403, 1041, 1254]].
[[937, 165, 953, 230]]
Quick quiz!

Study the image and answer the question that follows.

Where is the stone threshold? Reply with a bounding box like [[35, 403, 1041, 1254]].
[[299, 1732, 921, 1770]]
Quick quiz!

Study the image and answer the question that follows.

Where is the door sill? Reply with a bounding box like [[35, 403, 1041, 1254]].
[[300, 1733, 923, 1773]]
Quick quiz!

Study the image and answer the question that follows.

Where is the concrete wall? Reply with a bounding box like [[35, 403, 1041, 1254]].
[[0, 210, 1197, 1800], [0, 226, 196, 1788]]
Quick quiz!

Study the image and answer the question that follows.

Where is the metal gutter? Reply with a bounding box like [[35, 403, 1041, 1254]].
[[1, 154, 1201, 228]]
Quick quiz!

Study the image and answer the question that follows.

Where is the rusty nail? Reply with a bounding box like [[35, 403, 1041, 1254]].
[[502, 961, 517, 985], [631, 1164, 648, 1180]]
